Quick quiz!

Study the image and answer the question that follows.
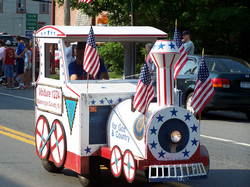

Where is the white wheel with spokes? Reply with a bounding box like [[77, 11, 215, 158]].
[[110, 146, 122, 178], [123, 150, 136, 183]]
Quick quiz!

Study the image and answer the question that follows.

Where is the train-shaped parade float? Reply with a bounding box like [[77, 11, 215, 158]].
[[34, 25, 209, 187]]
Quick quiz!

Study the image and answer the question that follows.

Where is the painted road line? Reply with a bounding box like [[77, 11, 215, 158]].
[[0, 92, 34, 101], [0, 125, 192, 187], [201, 134, 250, 147], [0, 125, 35, 146]]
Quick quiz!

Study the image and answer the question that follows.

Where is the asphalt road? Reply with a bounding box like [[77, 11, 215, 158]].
[[0, 85, 249, 187]]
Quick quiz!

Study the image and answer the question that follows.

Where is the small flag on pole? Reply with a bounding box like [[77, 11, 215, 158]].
[[79, 0, 93, 4], [191, 54, 215, 115], [173, 26, 188, 80], [133, 63, 155, 115], [83, 26, 100, 79]]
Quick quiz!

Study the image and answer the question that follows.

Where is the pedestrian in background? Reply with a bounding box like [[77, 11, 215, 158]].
[[145, 43, 154, 73], [14, 35, 28, 89], [24, 42, 31, 88], [65, 41, 73, 65], [182, 30, 195, 55], [0, 39, 6, 76], [29, 39, 38, 83], [2, 40, 15, 89]]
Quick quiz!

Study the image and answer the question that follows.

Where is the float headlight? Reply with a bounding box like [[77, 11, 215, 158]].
[[170, 130, 182, 143]]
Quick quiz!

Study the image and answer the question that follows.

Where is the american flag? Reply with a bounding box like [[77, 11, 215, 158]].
[[133, 63, 155, 115], [173, 26, 188, 80], [83, 26, 100, 79], [78, 0, 93, 4], [191, 57, 215, 115]]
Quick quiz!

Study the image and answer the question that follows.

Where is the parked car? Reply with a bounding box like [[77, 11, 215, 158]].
[[177, 55, 250, 120], [0, 34, 17, 46]]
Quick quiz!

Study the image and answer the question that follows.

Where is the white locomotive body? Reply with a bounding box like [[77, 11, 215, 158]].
[[34, 26, 209, 186]]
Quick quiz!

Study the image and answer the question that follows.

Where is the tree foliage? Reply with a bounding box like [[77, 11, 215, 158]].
[[55, 0, 250, 62], [97, 42, 124, 74]]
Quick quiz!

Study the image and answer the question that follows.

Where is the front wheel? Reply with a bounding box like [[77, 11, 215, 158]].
[[78, 157, 100, 187], [41, 160, 64, 173], [185, 92, 198, 118], [200, 145, 210, 174]]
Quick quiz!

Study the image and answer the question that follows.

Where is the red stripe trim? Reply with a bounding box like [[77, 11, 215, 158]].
[[170, 54, 175, 67], [157, 68, 161, 105], [169, 69, 173, 105], [163, 54, 166, 67], [35, 26, 66, 37], [163, 68, 167, 105]]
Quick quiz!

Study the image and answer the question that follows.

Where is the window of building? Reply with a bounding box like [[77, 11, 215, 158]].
[[0, 0, 3, 13], [40, 2, 49, 14], [17, 0, 26, 13]]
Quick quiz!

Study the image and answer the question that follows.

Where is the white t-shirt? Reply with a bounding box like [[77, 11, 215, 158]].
[[66, 46, 73, 65]]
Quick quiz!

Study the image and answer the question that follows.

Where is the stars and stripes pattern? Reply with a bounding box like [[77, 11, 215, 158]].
[[133, 63, 154, 115], [78, 0, 93, 4], [191, 57, 215, 115], [83, 26, 100, 79], [173, 26, 188, 80]]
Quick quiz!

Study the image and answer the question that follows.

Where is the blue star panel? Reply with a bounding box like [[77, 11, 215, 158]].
[[150, 126, 158, 135], [156, 114, 164, 122], [158, 43, 165, 50], [84, 146, 91, 154], [150, 141, 158, 149], [191, 138, 199, 146], [169, 42, 176, 49], [191, 124, 198, 132], [147, 106, 200, 161], [91, 100, 96, 105]]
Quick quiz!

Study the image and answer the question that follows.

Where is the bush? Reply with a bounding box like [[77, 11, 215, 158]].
[[97, 42, 124, 74], [97, 42, 149, 75]]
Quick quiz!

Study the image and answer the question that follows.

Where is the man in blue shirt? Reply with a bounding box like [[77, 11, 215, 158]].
[[14, 35, 28, 89], [69, 42, 109, 80]]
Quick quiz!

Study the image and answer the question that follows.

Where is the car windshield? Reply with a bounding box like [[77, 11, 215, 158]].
[[206, 58, 250, 73]]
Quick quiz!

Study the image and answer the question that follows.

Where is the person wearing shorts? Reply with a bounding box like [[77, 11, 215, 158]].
[[2, 40, 15, 89], [14, 35, 27, 89], [0, 39, 6, 76]]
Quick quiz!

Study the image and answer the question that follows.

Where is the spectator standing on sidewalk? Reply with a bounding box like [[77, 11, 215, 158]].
[[14, 35, 28, 89], [145, 43, 154, 73], [29, 40, 38, 83], [2, 40, 15, 89], [182, 30, 195, 55], [24, 42, 31, 88], [0, 39, 6, 76]]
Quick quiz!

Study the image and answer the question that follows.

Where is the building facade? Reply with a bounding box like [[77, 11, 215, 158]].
[[0, 0, 51, 37]]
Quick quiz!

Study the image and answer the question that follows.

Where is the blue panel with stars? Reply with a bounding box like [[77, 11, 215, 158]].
[[146, 106, 200, 161]]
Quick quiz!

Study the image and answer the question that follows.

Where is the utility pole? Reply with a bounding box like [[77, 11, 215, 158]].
[[64, 0, 71, 26]]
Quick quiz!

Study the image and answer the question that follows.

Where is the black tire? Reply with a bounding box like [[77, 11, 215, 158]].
[[78, 156, 100, 187], [200, 145, 210, 174], [185, 92, 198, 118], [41, 160, 64, 173], [245, 111, 250, 120]]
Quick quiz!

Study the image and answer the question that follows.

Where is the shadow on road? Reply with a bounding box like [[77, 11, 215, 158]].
[[201, 110, 249, 123], [183, 169, 250, 187]]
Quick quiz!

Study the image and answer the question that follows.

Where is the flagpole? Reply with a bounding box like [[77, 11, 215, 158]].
[[199, 48, 205, 122], [86, 73, 89, 98], [175, 19, 178, 88]]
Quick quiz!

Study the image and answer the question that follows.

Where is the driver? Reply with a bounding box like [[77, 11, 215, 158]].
[[68, 42, 109, 80]]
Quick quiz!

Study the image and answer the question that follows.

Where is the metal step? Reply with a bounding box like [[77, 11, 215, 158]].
[[148, 163, 207, 182]]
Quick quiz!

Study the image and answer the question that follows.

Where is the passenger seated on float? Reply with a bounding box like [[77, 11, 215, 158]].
[[68, 42, 109, 80]]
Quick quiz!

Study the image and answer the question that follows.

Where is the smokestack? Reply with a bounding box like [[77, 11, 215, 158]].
[[150, 40, 180, 106]]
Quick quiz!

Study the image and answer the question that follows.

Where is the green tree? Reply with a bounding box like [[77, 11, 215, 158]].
[[97, 42, 124, 74], [55, 0, 250, 62]]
